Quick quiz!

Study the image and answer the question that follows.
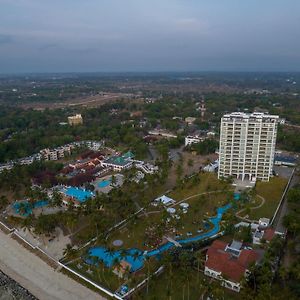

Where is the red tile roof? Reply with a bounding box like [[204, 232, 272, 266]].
[[211, 240, 227, 250], [263, 228, 276, 242], [205, 240, 259, 283]]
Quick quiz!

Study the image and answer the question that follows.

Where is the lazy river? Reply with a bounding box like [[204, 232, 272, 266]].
[[86, 193, 240, 272]]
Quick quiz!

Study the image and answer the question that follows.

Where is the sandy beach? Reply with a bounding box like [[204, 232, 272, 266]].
[[0, 230, 105, 300]]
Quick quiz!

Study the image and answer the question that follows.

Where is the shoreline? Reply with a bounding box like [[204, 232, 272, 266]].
[[0, 229, 105, 300], [0, 269, 37, 300]]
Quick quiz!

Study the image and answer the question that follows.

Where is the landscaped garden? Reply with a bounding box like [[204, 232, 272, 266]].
[[248, 176, 288, 220], [62, 172, 236, 294]]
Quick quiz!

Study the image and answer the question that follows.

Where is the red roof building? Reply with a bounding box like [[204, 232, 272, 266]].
[[204, 240, 259, 292], [263, 228, 276, 242]]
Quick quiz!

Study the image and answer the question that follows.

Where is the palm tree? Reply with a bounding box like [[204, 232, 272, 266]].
[[278, 266, 288, 288], [105, 246, 115, 258], [179, 252, 192, 300], [111, 175, 117, 187], [66, 214, 77, 233], [144, 256, 151, 295], [162, 253, 174, 298], [63, 243, 77, 259], [0, 195, 8, 209], [132, 250, 140, 262], [194, 251, 203, 283], [119, 249, 128, 261], [51, 190, 63, 207], [19, 202, 28, 216]]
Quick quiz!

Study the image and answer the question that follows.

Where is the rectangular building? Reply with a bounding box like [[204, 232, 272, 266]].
[[68, 114, 83, 126], [184, 135, 205, 147], [218, 112, 279, 182]]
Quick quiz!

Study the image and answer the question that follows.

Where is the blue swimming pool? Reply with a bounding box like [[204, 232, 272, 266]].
[[98, 179, 111, 188], [87, 192, 241, 272], [65, 187, 94, 202], [86, 247, 144, 272], [13, 200, 49, 217]]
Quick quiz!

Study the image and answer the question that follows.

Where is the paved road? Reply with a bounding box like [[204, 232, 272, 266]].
[[273, 170, 298, 233], [0, 230, 105, 300]]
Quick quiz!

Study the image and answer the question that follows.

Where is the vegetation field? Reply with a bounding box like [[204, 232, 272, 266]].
[[133, 264, 240, 300], [169, 172, 230, 201], [248, 176, 287, 220]]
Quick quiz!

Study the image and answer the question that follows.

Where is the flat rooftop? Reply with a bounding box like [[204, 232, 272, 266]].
[[222, 111, 279, 120]]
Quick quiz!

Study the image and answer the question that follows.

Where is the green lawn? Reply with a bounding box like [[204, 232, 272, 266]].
[[107, 192, 231, 250], [135, 268, 241, 300], [68, 260, 121, 292], [107, 213, 163, 249], [169, 173, 229, 201], [248, 176, 287, 220], [173, 192, 232, 235]]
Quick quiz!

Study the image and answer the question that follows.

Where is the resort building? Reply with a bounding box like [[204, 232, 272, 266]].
[[40, 145, 72, 161], [253, 227, 276, 245], [0, 163, 14, 172], [218, 112, 279, 182], [153, 195, 176, 207], [135, 162, 159, 174], [84, 140, 103, 151], [203, 160, 219, 172], [0, 140, 104, 173], [101, 151, 134, 172], [185, 135, 205, 147], [252, 218, 276, 245], [185, 117, 197, 125], [204, 240, 260, 292], [68, 114, 83, 126], [148, 130, 177, 139]]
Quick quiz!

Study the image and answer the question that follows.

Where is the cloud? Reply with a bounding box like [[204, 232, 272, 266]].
[[175, 18, 207, 31], [38, 43, 59, 52], [0, 34, 13, 45]]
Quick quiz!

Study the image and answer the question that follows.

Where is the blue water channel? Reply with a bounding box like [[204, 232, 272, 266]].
[[86, 193, 240, 272], [13, 200, 49, 217]]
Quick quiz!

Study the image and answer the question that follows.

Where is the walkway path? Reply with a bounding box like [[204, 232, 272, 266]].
[[171, 189, 234, 208], [0, 230, 105, 300], [164, 236, 182, 247], [235, 195, 265, 223]]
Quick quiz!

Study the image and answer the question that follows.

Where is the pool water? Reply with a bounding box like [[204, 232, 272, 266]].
[[87, 193, 241, 272], [98, 179, 111, 188], [65, 187, 94, 202], [86, 247, 144, 272], [13, 200, 48, 217]]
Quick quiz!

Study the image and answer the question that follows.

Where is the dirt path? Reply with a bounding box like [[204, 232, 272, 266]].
[[0, 230, 105, 300], [171, 189, 234, 207], [145, 190, 233, 216], [235, 195, 265, 223]]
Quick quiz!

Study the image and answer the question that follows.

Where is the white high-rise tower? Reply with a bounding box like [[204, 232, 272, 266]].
[[218, 112, 279, 182]]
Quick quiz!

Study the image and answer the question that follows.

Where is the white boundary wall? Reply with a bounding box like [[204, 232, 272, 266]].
[[0, 222, 123, 299], [271, 168, 295, 225]]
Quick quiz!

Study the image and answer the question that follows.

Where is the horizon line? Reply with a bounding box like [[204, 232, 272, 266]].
[[1, 70, 300, 76]]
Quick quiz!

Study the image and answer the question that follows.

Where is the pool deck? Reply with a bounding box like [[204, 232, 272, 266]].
[[93, 174, 124, 194]]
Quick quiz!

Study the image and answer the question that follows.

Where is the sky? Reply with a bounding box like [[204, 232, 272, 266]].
[[0, 0, 300, 73]]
